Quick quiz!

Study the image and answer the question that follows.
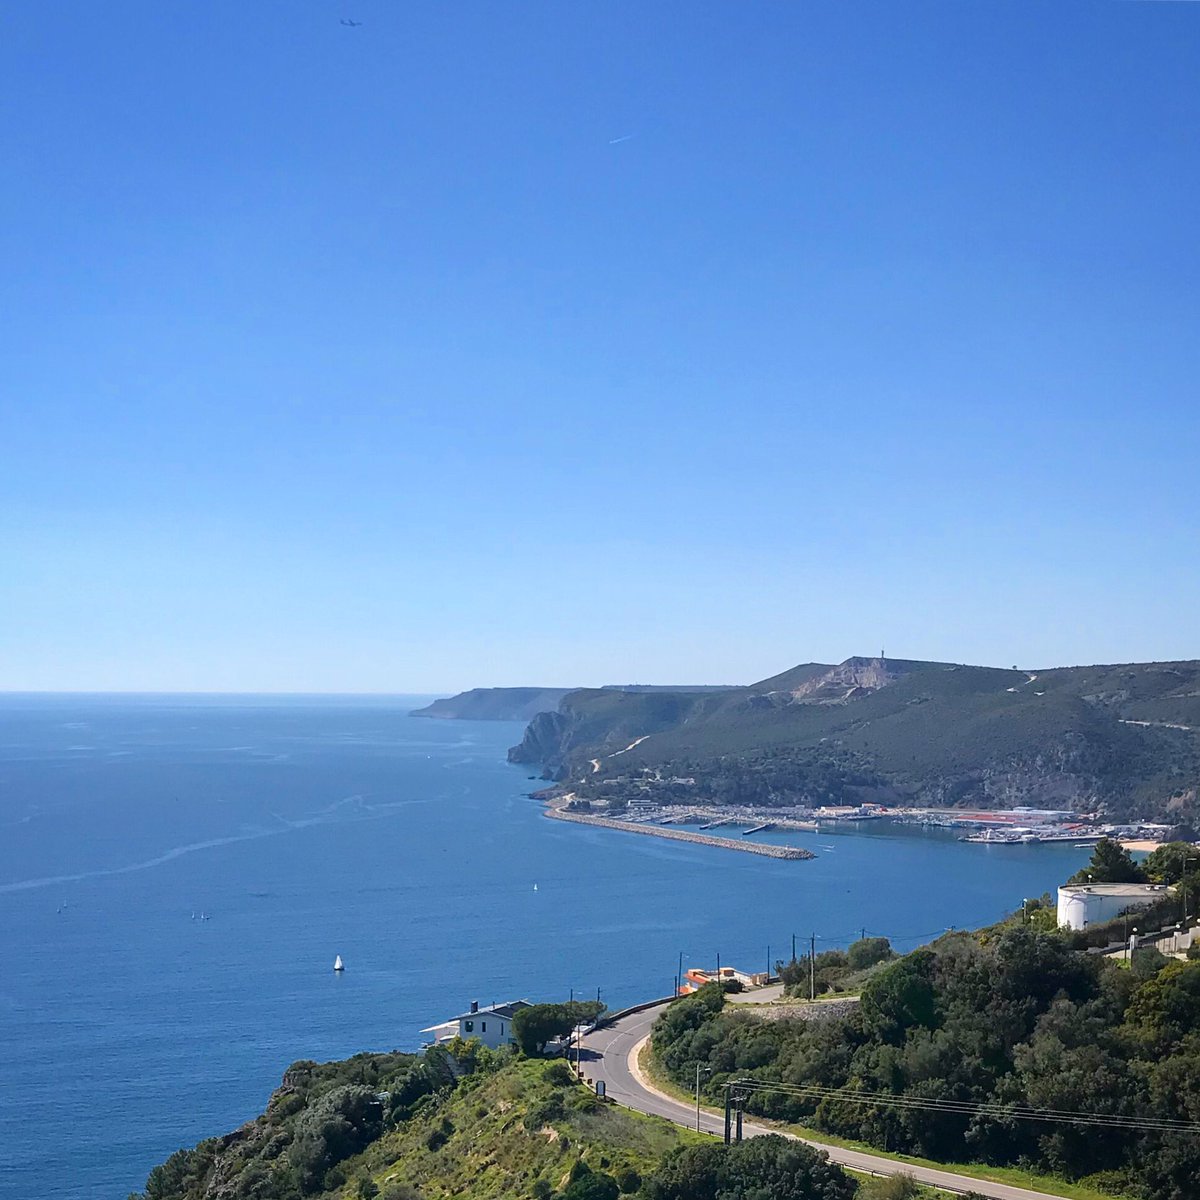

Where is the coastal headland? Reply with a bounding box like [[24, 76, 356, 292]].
[[503, 656, 1200, 832], [544, 804, 814, 860]]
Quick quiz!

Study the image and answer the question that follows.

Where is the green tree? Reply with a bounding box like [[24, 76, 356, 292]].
[[1125, 960, 1200, 1052], [560, 1171, 619, 1200], [1131, 946, 1170, 980], [1143, 842, 1200, 884], [847, 937, 894, 971], [1067, 838, 1145, 885], [509, 999, 604, 1057], [614, 1166, 641, 1194], [640, 1136, 856, 1200], [288, 1085, 383, 1194], [563, 999, 606, 1027], [860, 949, 938, 1041], [512, 1004, 575, 1056]]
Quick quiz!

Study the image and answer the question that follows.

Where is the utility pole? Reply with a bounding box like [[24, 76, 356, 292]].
[[809, 933, 816, 1001], [860, 927, 866, 942], [792, 932, 796, 963], [723, 1084, 746, 1144], [677, 950, 683, 997], [716, 950, 720, 984]]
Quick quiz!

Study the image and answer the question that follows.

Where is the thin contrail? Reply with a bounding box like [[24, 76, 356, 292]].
[[608, 134, 635, 145]]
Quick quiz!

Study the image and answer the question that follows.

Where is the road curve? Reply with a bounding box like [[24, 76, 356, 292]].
[[579, 1002, 1072, 1200]]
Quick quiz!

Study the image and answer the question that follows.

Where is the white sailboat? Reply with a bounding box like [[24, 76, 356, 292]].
[[334, 954, 344, 972]]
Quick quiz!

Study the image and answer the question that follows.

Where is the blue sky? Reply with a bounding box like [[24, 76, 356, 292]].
[[2, 2, 1198, 692]]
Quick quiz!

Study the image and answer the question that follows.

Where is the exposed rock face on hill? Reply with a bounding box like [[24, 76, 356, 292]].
[[410, 687, 573, 722], [507, 656, 1200, 823], [753, 657, 944, 706]]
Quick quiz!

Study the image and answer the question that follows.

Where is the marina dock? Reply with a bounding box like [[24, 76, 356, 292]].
[[545, 807, 813, 859]]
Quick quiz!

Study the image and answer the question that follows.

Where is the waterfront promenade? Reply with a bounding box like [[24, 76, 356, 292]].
[[544, 806, 814, 859]]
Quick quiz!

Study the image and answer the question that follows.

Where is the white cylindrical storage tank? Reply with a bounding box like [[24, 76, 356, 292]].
[[1056, 884, 1172, 931], [1057, 887, 1092, 930]]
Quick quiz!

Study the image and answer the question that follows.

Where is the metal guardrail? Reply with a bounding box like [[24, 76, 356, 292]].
[[590, 996, 675, 1031]]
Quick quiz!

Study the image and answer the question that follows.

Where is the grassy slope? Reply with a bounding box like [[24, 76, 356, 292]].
[[637, 1042, 1130, 1200], [343, 1059, 702, 1200]]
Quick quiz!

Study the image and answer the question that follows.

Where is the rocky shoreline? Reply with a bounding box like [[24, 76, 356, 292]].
[[543, 806, 815, 860]]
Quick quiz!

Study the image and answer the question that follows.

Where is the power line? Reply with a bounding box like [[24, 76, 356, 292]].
[[726, 1078, 1200, 1135]]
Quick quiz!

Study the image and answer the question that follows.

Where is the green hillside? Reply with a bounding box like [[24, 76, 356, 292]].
[[510, 657, 1200, 823], [134, 1046, 701, 1200], [134, 1042, 932, 1200], [652, 925, 1200, 1200]]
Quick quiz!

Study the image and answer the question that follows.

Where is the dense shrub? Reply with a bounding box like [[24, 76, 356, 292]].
[[289, 1085, 383, 1193], [652, 927, 1200, 1195], [640, 1135, 855, 1200], [847, 936, 895, 971]]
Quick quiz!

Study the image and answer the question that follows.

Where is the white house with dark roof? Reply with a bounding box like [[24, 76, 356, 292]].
[[420, 999, 531, 1049]]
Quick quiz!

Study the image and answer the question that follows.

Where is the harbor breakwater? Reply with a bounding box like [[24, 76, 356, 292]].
[[545, 807, 815, 860]]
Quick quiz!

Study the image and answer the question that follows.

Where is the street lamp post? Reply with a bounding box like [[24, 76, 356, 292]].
[[809, 933, 816, 1002], [695, 1064, 712, 1131]]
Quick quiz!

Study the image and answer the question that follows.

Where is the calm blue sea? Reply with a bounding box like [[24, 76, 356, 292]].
[[0, 695, 1091, 1199]]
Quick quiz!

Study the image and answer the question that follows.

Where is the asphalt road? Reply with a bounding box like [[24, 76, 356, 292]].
[[579, 1002, 1072, 1200]]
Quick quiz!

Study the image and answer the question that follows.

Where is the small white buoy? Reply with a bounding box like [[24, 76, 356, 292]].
[[533, 883, 539, 892], [334, 954, 344, 972]]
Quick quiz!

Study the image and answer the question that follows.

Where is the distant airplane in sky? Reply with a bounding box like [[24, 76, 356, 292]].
[[340, 18, 362, 27]]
